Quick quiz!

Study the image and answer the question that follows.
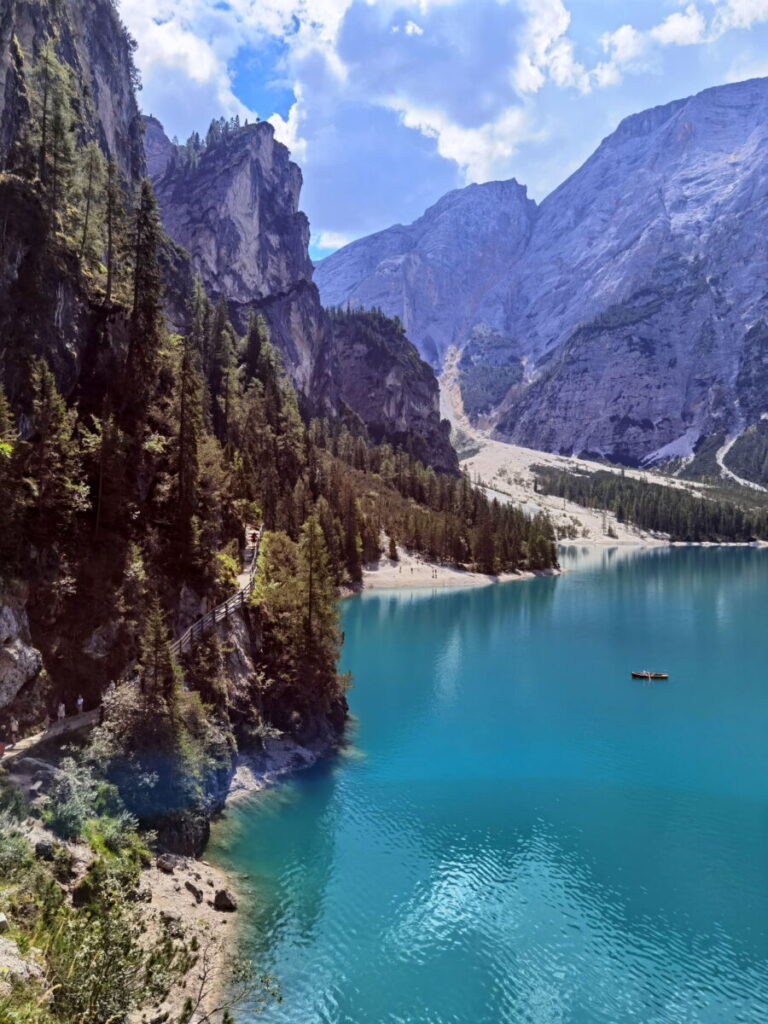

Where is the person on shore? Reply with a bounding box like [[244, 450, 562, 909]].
[[9, 716, 19, 747], [57, 702, 66, 723], [76, 695, 84, 715]]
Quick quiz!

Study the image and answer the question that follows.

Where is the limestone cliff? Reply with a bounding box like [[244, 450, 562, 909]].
[[147, 117, 335, 409], [146, 116, 458, 470], [0, 582, 43, 712], [316, 180, 535, 368]]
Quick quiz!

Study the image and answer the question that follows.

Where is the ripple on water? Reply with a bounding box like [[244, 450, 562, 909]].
[[209, 548, 768, 1024]]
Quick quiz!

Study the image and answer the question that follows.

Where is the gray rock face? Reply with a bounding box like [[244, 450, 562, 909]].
[[316, 180, 535, 367], [317, 78, 768, 465], [143, 115, 175, 179], [148, 118, 334, 407], [0, 0, 144, 182], [329, 309, 457, 473], [146, 118, 459, 468], [0, 589, 43, 710]]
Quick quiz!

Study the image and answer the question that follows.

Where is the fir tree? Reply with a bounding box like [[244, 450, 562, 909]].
[[76, 140, 106, 266], [104, 160, 127, 303], [244, 312, 269, 383], [20, 358, 88, 541], [124, 180, 164, 432], [139, 596, 180, 706], [177, 332, 204, 539]]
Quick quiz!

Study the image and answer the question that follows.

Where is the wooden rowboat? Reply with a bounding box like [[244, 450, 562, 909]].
[[631, 671, 668, 680]]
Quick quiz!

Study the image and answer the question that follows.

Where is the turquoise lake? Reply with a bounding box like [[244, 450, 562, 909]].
[[210, 546, 768, 1024]]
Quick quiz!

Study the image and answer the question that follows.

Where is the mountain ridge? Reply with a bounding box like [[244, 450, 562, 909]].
[[316, 75, 768, 470]]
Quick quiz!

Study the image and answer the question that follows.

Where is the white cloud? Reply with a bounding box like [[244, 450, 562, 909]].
[[315, 229, 354, 249], [651, 5, 706, 46], [713, 0, 768, 31], [404, 20, 425, 35], [513, 0, 589, 93], [384, 97, 535, 182]]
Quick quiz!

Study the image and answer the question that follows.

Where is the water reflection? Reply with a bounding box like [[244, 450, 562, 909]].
[[212, 547, 768, 1024]]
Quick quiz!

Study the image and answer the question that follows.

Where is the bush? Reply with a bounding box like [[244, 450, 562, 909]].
[[0, 814, 33, 875], [42, 757, 100, 839]]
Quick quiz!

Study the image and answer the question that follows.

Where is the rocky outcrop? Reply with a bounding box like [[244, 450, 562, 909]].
[[147, 117, 335, 409], [317, 77, 768, 468], [0, 584, 43, 710], [143, 114, 175, 179], [146, 116, 458, 465], [329, 309, 458, 473]]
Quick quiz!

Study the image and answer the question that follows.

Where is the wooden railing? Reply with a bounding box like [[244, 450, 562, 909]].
[[170, 526, 262, 657]]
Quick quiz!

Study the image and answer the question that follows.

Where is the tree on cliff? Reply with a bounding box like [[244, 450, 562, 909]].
[[19, 358, 88, 543], [177, 333, 204, 544], [124, 180, 164, 434], [139, 596, 180, 706]]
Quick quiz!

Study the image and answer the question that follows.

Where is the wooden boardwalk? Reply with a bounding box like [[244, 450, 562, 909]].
[[0, 710, 99, 767], [0, 527, 263, 766]]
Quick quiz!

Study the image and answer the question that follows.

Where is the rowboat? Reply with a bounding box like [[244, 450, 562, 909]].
[[631, 671, 668, 680]]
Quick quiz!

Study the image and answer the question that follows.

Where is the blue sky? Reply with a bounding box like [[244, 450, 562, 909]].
[[120, 1, 768, 259]]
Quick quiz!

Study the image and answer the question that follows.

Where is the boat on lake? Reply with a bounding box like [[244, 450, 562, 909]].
[[631, 671, 668, 680]]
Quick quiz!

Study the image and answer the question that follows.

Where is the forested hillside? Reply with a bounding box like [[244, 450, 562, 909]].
[[533, 466, 768, 543]]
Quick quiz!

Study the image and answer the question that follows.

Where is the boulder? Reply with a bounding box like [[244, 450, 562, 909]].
[[213, 888, 237, 912], [0, 598, 43, 710], [156, 853, 178, 874], [0, 913, 8, 933], [185, 880, 203, 904]]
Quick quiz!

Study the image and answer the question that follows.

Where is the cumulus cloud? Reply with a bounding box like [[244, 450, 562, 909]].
[[651, 4, 707, 46], [118, 0, 768, 246]]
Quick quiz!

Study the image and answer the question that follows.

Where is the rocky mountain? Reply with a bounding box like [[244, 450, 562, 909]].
[[146, 116, 456, 469], [316, 78, 768, 470], [316, 179, 535, 368], [147, 116, 335, 407], [329, 309, 457, 473], [0, 0, 144, 411]]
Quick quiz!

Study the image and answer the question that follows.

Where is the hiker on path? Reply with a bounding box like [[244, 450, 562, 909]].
[[57, 702, 66, 723], [9, 716, 19, 747], [76, 695, 84, 715]]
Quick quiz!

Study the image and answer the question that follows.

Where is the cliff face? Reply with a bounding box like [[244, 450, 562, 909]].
[[0, 582, 43, 712], [329, 309, 458, 474], [146, 117, 458, 469], [0, 0, 144, 182], [317, 78, 768, 469], [0, 0, 143, 412], [147, 118, 335, 408], [316, 180, 536, 368]]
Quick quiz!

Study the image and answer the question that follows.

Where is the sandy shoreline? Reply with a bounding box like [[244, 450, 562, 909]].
[[360, 544, 559, 591]]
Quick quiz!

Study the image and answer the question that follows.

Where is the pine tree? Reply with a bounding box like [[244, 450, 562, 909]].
[[297, 515, 341, 689], [177, 332, 204, 539], [139, 596, 180, 706], [76, 141, 106, 267], [20, 358, 88, 541], [124, 180, 164, 431], [104, 160, 127, 303], [47, 66, 77, 216], [244, 312, 269, 383]]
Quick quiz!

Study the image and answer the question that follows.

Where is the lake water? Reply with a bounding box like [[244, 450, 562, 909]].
[[210, 546, 768, 1024]]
